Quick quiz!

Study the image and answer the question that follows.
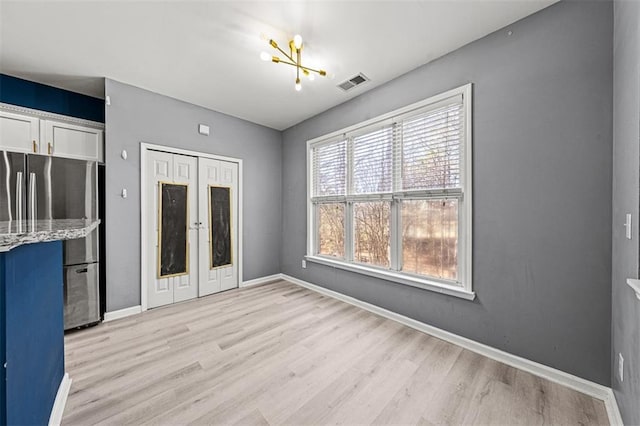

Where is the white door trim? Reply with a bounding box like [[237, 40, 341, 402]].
[[140, 142, 244, 312]]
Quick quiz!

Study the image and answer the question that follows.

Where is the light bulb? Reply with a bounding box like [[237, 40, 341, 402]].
[[260, 51, 270, 61], [293, 34, 303, 49], [295, 79, 302, 91]]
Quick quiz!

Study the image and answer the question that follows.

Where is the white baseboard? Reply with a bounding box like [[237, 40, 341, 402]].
[[103, 305, 142, 322], [48, 372, 71, 426], [280, 273, 621, 425], [604, 389, 624, 426], [241, 273, 283, 288], [108, 276, 280, 321]]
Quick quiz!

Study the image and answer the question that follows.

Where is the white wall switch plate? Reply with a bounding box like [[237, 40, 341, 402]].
[[302, 259, 307, 269], [618, 353, 624, 382], [625, 214, 632, 239], [198, 124, 210, 136]]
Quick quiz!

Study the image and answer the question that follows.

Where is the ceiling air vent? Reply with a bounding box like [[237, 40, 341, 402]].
[[337, 73, 370, 92]]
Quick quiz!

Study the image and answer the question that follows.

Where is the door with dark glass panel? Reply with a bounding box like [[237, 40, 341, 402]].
[[146, 150, 199, 308], [198, 158, 238, 296]]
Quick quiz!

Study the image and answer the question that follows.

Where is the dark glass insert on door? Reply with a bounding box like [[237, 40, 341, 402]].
[[158, 182, 189, 278], [209, 186, 232, 268]]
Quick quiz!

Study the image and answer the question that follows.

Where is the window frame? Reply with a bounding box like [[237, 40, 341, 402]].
[[306, 83, 474, 300]]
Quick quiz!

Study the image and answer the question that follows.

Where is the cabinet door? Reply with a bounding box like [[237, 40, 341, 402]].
[[43, 120, 103, 162], [0, 111, 39, 154]]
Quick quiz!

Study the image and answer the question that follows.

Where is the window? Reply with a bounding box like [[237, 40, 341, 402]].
[[307, 84, 473, 299]]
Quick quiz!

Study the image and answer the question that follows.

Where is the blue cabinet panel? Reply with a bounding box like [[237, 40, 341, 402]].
[[0, 257, 5, 425], [1, 241, 64, 425], [0, 74, 104, 123]]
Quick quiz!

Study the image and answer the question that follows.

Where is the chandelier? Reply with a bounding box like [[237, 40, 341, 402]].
[[260, 34, 327, 91]]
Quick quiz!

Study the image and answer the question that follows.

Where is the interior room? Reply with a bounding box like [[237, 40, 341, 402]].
[[0, 0, 638, 425]]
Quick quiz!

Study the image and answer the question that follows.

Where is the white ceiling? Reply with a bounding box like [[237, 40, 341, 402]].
[[0, 1, 555, 130]]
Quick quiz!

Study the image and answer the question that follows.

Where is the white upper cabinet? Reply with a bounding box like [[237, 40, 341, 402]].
[[0, 106, 104, 162], [0, 110, 40, 154], [42, 120, 104, 162]]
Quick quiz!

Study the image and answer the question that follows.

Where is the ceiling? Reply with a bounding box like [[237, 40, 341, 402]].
[[0, 1, 556, 130]]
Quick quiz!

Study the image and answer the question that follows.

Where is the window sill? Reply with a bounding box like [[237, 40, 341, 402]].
[[305, 255, 476, 301]]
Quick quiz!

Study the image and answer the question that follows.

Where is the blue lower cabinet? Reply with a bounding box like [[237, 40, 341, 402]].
[[0, 241, 65, 425]]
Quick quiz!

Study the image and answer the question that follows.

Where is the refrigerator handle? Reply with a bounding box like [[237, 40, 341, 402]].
[[28, 172, 37, 220], [16, 171, 23, 221]]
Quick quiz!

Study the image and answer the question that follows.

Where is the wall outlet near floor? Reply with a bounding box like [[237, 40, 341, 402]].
[[618, 353, 624, 382], [302, 259, 307, 269]]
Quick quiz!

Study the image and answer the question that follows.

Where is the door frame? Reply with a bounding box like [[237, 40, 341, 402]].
[[140, 142, 243, 312]]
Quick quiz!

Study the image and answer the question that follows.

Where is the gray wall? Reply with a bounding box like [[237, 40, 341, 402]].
[[281, 1, 613, 385], [105, 79, 282, 311], [612, 0, 640, 423]]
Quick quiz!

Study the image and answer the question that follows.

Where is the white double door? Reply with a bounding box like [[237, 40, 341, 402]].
[[146, 150, 238, 309]]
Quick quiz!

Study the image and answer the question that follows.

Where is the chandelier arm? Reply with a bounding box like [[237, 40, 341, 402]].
[[273, 59, 299, 68], [274, 59, 326, 76], [272, 45, 295, 63], [299, 65, 326, 75]]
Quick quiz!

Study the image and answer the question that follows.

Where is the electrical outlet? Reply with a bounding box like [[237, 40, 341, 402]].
[[301, 259, 307, 269], [619, 353, 624, 382]]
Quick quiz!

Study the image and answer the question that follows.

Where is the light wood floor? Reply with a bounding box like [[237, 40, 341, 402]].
[[62, 280, 608, 425]]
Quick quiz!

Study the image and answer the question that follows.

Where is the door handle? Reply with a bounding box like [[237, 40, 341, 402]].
[[75, 268, 88, 274], [32, 140, 37, 153], [48, 142, 52, 155], [28, 172, 37, 220], [15, 171, 23, 221]]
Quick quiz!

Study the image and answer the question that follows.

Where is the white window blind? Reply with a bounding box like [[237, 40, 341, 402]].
[[307, 85, 473, 298], [400, 100, 463, 191], [312, 140, 346, 197], [352, 126, 393, 194]]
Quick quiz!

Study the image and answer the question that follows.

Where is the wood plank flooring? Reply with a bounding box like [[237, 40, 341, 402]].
[[62, 280, 609, 425]]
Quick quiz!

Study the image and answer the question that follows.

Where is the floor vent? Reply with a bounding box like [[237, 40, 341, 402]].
[[337, 73, 370, 91]]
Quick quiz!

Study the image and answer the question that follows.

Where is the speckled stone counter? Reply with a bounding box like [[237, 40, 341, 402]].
[[0, 219, 100, 252]]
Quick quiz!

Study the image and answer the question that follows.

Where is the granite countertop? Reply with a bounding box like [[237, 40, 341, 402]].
[[0, 219, 100, 252]]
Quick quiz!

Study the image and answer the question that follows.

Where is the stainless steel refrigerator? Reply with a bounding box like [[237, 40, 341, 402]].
[[0, 150, 100, 330]]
